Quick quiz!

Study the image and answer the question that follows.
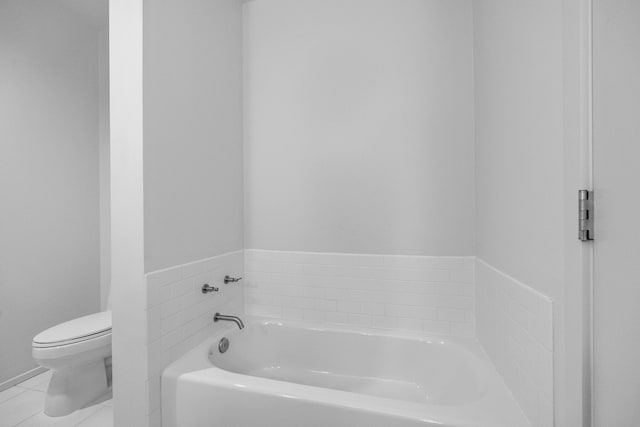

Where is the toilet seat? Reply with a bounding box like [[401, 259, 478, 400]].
[[33, 311, 112, 360], [33, 311, 111, 347], [33, 330, 111, 348], [33, 332, 111, 360]]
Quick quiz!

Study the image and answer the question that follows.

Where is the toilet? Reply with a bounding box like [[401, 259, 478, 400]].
[[32, 310, 112, 417]]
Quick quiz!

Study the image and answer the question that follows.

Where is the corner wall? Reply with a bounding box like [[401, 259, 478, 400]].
[[141, 0, 245, 425], [143, 0, 244, 273], [473, 1, 565, 425], [98, 25, 111, 310]]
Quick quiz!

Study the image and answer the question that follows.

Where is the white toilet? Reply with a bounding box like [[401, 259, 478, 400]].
[[32, 310, 112, 416]]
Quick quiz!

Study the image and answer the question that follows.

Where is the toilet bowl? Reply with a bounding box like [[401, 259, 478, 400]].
[[32, 311, 112, 417]]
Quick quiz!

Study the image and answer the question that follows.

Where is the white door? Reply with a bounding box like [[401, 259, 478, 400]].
[[593, 0, 640, 425]]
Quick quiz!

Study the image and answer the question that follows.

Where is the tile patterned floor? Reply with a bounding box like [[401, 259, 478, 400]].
[[0, 371, 112, 427]]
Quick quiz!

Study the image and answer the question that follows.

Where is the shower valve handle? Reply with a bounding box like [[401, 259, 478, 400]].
[[201, 284, 219, 294]]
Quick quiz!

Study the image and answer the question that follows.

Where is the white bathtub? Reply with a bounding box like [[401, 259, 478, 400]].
[[162, 318, 529, 427]]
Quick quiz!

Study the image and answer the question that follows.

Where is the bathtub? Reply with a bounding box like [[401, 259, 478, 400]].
[[162, 318, 529, 427]]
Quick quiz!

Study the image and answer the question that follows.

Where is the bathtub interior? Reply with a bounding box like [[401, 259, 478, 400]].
[[163, 319, 530, 427], [208, 322, 488, 406]]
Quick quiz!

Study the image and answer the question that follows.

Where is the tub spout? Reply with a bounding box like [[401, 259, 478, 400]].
[[213, 313, 245, 330]]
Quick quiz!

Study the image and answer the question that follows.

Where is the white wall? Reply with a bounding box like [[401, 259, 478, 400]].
[[0, 0, 103, 385], [593, 0, 640, 424], [99, 26, 111, 310], [143, 0, 244, 273], [473, 0, 565, 300], [473, 0, 566, 425], [110, 0, 146, 424], [244, 0, 475, 256]]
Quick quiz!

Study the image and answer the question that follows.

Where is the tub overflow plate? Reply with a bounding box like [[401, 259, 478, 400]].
[[218, 337, 229, 354]]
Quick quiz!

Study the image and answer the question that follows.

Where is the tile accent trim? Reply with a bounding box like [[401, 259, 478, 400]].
[[476, 258, 554, 427], [244, 249, 475, 337]]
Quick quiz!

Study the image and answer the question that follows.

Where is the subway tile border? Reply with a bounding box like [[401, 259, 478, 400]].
[[476, 258, 554, 427], [144, 250, 244, 423], [244, 249, 475, 337]]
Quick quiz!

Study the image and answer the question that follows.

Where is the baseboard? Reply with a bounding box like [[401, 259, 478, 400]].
[[0, 366, 48, 392]]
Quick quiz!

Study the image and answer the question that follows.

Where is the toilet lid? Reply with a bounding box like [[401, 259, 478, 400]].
[[33, 311, 112, 346]]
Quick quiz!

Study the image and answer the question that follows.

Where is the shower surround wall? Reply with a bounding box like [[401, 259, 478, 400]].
[[144, 251, 243, 423], [244, 0, 558, 426], [244, 0, 476, 334], [476, 260, 554, 426], [245, 250, 474, 336], [109, 0, 563, 425]]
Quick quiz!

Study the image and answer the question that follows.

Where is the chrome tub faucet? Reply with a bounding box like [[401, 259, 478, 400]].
[[213, 313, 245, 330]]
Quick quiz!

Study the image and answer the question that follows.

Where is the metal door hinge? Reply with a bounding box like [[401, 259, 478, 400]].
[[579, 190, 594, 241]]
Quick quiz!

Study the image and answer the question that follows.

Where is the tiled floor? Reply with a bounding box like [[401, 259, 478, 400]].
[[0, 371, 112, 427]]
